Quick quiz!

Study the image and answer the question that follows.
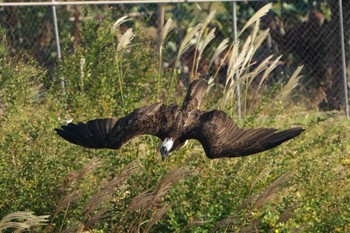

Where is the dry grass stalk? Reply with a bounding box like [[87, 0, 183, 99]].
[[276, 206, 297, 225], [161, 18, 174, 43], [0, 211, 49, 232], [201, 11, 216, 35], [143, 204, 171, 233], [200, 29, 216, 51], [237, 47, 254, 78], [251, 173, 291, 210], [193, 11, 216, 59], [175, 24, 202, 67], [240, 3, 272, 35], [79, 57, 86, 89], [65, 158, 102, 186], [249, 167, 272, 191], [0, 96, 4, 116], [126, 168, 189, 232], [85, 160, 139, 218], [62, 222, 85, 233], [85, 209, 109, 229], [293, 223, 309, 233], [194, 28, 216, 76], [211, 217, 239, 233], [53, 189, 82, 217], [246, 55, 278, 113], [153, 167, 191, 205], [226, 41, 239, 87], [242, 48, 267, 108], [182, 219, 211, 232], [252, 55, 274, 88], [191, 11, 216, 77], [255, 65, 302, 113], [117, 28, 134, 52], [112, 16, 131, 32], [226, 35, 254, 91], [126, 167, 191, 232], [252, 29, 270, 54], [127, 167, 191, 214], [158, 17, 175, 98], [249, 20, 269, 55], [229, 37, 250, 81], [126, 188, 154, 213], [260, 55, 282, 88], [240, 219, 258, 233], [220, 4, 276, 112], [239, 193, 259, 210], [251, 20, 260, 44], [208, 38, 229, 70], [279, 65, 303, 102]]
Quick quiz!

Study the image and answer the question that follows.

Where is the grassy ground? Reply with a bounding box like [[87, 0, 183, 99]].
[[1, 10, 350, 233]]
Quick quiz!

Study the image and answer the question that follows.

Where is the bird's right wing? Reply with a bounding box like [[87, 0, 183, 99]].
[[55, 103, 178, 149], [186, 110, 304, 159]]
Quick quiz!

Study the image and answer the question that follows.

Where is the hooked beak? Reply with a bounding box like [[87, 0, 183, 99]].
[[160, 146, 169, 161]]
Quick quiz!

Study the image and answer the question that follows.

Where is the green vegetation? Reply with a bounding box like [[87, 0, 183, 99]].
[[1, 7, 350, 233]]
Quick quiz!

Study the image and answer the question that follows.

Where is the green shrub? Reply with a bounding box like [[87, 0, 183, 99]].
[[1, 7, 350, 233]]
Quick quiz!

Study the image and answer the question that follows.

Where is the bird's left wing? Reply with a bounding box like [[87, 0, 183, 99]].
[[55, 103, 178, 149], [185, 110, 304, 159]]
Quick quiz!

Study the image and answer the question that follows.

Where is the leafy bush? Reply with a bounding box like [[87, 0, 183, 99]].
[[1, 6, 350, 233]]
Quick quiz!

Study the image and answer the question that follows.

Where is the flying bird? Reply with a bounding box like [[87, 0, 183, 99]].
[[55, 79, 304, 160]]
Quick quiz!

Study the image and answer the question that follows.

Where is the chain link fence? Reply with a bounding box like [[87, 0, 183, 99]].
[[0, 0, 349, 115]]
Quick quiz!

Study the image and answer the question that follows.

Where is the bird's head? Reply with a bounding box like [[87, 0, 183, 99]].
[[160, 137, 189, 161], [160, 138, 174, 161]]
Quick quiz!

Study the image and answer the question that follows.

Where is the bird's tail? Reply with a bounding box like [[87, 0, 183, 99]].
[[182, 79, 209, 110], [55, 118, 118, 149]]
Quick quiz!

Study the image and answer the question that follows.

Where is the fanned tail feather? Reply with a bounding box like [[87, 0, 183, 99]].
[[182, 79, 209, 110]]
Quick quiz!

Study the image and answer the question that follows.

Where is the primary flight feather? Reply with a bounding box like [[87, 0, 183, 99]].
[[55, 79, 304, 160]]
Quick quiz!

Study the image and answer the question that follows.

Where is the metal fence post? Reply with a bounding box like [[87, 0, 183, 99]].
[[158, 3, 165, 73], [52, 0, 66, 101], [338, 0, 349, 119], [233, 1, 242, 119]]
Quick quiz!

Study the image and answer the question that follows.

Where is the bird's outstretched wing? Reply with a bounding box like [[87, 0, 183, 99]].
[[186, 110, 304, 159], [55, 103, 178, 149]]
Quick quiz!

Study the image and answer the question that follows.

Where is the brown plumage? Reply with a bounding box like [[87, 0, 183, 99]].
[[55, 79, 304, 160]]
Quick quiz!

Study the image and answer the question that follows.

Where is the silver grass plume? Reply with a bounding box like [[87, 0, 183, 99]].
[[117, 28, 134, 52], [240, 3, 272, 35], [0, 211, 49, 232]]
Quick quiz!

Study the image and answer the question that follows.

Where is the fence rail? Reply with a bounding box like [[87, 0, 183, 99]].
[[0, 0, 253, 7]]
